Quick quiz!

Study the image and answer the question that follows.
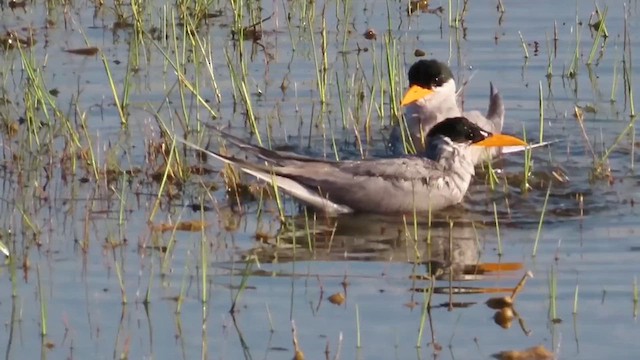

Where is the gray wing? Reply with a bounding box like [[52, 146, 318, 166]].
[[179, 138, 464, 214], [277, 158, 464, 214], [177, 137, 353, 213]]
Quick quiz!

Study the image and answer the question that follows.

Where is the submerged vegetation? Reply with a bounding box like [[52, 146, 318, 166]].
[[0, 0, 638, 359]]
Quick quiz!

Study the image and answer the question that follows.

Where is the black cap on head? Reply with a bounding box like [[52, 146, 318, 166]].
[[408, 60, 454, 89], [427, 117, 489, 144]]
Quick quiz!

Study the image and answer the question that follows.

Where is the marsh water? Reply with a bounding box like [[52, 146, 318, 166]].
[[1, 0, 639, 359]]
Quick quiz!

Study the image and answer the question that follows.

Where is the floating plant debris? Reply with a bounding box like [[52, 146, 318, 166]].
[[153, 220, 208, 233], [8, 0, 27, 9], [0, 30, 35, 49], [64, 47, 99, 56], [486, 271, 534, 309], [407, 0, 444, 16], [492, 345, 553, 360], [328, 292, 345, 305]]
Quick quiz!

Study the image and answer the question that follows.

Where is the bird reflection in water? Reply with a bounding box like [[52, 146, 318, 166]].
[[246, 211, 522, 283]]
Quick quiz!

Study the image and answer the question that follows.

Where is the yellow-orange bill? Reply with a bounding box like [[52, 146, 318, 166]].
[[400, 85, 434, 106], [474, 134, 527, 147]]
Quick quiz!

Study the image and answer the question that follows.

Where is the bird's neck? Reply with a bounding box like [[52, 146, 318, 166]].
[[440, 147, 475, 173], [421, 94, 461, 122], [405, 95, 461, 146]]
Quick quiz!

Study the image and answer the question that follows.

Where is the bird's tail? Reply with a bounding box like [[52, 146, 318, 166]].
[[486, 82, 505, 132], [175, 137, 352, 214]]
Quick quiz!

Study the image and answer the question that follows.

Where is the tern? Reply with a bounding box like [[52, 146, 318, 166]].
[[178, 117, 526, 215], [391, 59, 532, 162]]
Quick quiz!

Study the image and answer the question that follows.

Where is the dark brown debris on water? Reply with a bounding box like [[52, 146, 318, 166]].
[[187, 203, 214, 212], [232, 13, 273, 42], [254, 231, 272, 243], [187, 164, 215, 176], [205, 10, 224, 19], [64, 47, 100, 56], [0, 30, 36, 49], [113, 20, 134, 30], [414, 49, 426, 57], [435, 301, 476, 309], [238, 28, 262, 41], [9, 0, 27, 10], [363, 29, 377, 40]]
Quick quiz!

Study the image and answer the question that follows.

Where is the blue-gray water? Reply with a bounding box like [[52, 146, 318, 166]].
[[0, 0, 639, 359]]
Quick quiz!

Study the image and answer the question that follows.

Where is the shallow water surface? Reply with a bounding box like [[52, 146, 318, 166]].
[[0, 0, 639, 359]]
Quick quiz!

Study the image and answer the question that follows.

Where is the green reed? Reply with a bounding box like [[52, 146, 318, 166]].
[[0, 238, 8, 258], [545, 32, 554, 80], [566, 9, 581, 78], [115, 253, 128, 304], [532, 184, 552, 257], [224, 47, 261, 144], [200, 210, 209, 306], [493, 202, 502, 256], [623, 9, 635, 117], [101, 52, 128, 125], [149, 138, 179, 221], [548, 265, 559, 322], [176, 256, 191, 314], [17, 45, 59, 146], [336, 73, 348, 129], [416, 270, 435, 348], [633, 276, 638, 318], [161, 207, 186, 276], [302, 208, 314, 253], [230, 257, 254, 313], [36, 265, 47, 336], [573, 282, 579, 314], [310, 4, 329, 110], [384, 2, 401, 123], [78, 111, 100, 179], [269, 172, 287, 222], [356, 303, 361, 348], [538, 81, 545, 143], [518, 31, 529, 59], [339, 0, 352, 53], [611, 58, 619, 102], [521, 125, 532, 192], [144, 256, 155, 305], [587, 6, 608, 65]]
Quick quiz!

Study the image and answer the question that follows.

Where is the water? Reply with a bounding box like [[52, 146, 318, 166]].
[[0, 0, 639, 359]]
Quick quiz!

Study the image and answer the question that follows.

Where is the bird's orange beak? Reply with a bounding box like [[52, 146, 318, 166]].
[[474, 134, 527, 147], [401, 85, 434, 106]]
